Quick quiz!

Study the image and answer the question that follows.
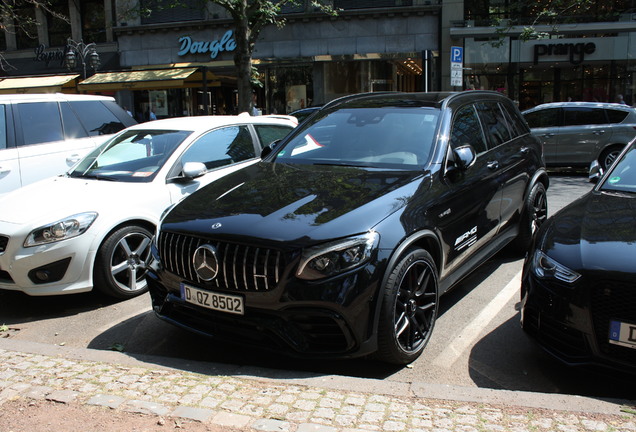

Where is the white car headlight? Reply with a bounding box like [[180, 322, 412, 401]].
[[24, 212, 98, 247], [532, 250, 581, 283], [296, 232, 379, 281]]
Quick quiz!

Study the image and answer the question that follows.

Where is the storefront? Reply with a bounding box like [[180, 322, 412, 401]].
[[114, 10, 439, 116], [453, 21, 636, 110]]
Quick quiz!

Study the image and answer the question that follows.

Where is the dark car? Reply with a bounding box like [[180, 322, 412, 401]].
[[521, 139, 636, 373], [289, 106, 321, 123], [147, 91, 549, 364]]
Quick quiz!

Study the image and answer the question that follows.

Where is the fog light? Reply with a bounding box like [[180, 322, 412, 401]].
[[34, 270, 50, 281]]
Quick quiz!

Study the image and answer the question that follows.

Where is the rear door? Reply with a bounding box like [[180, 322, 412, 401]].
[[557, 106, 610, 165], [0, 104, 19, 197], [524, 107, 560, 163]]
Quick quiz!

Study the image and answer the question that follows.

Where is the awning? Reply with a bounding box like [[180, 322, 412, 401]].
[[0, 74, 80, 94], [78, 67, 221, 91]]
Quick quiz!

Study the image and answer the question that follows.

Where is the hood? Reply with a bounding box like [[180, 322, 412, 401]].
[[0, 176, 158, 225], [163, 162, 425, 247], [543, 190, 636, 274]]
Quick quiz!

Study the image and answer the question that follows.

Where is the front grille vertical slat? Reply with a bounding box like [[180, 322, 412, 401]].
[[158, 231, 284, 292]]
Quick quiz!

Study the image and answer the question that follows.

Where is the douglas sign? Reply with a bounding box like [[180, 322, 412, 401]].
[[533, 42, 596, 65], [178, 30, 236, 59]]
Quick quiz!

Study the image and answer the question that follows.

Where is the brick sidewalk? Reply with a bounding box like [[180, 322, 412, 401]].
[[1, 346, 635, 432]]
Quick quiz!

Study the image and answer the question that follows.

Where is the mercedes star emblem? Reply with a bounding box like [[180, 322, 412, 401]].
[[192, 244, 219, 281]]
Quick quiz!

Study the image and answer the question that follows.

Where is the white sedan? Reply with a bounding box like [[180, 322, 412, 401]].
[[0, 114, 296, 298]]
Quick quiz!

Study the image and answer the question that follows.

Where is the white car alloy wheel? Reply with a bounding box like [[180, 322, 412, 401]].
[[94, 225, 153, 298]]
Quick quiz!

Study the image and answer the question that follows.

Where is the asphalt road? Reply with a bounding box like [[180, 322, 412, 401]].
[[2, 173, 632, 401]]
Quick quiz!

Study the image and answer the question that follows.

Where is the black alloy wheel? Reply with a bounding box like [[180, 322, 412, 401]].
[[513, 182, 548, 252], [376, 248, 439, 365], [93, 225, 153, 299]]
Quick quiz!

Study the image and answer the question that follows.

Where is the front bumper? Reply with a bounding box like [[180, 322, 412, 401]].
[[521, 269, 636, 374]]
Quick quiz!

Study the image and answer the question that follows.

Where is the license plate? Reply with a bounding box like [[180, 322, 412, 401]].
[[180, 283, 244, 315], [609, 320, 636, 349]]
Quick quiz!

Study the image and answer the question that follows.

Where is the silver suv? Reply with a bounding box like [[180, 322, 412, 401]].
[[522, 101, 636, 170]]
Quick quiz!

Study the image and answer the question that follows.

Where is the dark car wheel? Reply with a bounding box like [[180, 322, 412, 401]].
[[513, 182, 547, 253], [599, 146, 623, 171], [376, 248, 439, 365], [93, 225, 153, 299]]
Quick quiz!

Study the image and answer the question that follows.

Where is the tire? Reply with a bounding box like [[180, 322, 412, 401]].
[[375, 249, 439, 365], [599, 146, 623, 171], [93, 225, 153, 299], [513, 182, 547, 253]]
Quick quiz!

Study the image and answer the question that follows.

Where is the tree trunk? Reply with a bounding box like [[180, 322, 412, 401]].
[[233, 15, 254, 114]]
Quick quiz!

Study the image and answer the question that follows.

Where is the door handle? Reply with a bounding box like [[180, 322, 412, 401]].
[[593, 130, 606, 135], [520, 146, 530, 154], [487, 161, 499, 170], [540, 133, 555, 138], [0, 165, 10, 175]]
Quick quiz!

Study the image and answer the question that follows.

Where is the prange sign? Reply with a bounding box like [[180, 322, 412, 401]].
[[177, 29, 237, 59], [533, 41, 596, 65]]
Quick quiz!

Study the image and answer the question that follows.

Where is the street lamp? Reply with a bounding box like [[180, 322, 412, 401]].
[[64, 39, 100, 79]]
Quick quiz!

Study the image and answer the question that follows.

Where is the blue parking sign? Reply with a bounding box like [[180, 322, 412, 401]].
[[451, 46, 463, 63]]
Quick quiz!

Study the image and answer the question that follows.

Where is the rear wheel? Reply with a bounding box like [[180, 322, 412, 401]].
[[513, 182, 547, 253], [93, 225, 153, 299], [376, 249, 438, 365], [599, 146, 623, 171]]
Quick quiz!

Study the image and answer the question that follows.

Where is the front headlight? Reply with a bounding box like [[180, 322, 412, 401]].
[[24, 212, 98, 247], [296, 231, 379, 281], [532, 250, 581, 283]]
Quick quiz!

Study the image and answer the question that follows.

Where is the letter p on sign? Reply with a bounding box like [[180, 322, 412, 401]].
[[451, 46, 463, 64]]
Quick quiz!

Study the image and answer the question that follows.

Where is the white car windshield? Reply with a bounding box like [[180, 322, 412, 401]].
[[69, 129, 191, 182], [273, 107, 440, 169]]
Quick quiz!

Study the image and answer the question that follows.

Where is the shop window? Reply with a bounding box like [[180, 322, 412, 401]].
[[81, 0, 106, 43], [141, 0, 205, 24], [334, 0, 413, 9], [15, 6, 39, 50], [46, 0, 71, 47]]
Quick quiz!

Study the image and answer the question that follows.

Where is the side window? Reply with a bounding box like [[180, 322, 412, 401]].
[[524, 108, 560, 128], [500, 103, 527, 138], [60, 102, 89, 140], [69, 101, 125, 136], [450, 104, 488, 155], [563, 107, 606, 126], [254, 125, 293, 148], [475, 101, 511, 147], [606, 109, 629, 124], [18, 102, 64, 146], [0, 105, 6, 150], [181, 126, 256, 170]]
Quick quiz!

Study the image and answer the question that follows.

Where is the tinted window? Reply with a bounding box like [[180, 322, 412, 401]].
[[500, 103, 527, 137], [563, 107, 606, 126], [182, 126, 256, 170], [476, 101, 511, 147], [254, 125, 293, 148], [450, 105, 488, 154], [60, 102, 89, 140], [70, 101, 125, 136], [18, 102, 64, 146], [606, 109, 630, 124], [524, 108, 560, 128], [0, 105, 6, 150]]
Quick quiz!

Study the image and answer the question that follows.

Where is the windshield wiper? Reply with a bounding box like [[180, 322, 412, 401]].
[[77, 173, 119, 181]]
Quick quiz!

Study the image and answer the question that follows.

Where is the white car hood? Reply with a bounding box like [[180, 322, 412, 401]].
[[0, 176, 159, 225]]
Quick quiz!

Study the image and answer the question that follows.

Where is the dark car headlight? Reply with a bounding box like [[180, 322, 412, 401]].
[[296, 232, 379, 281], [532, 250, 581, 283]]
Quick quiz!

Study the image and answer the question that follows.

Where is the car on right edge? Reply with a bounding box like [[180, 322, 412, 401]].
[[521, 138, 636, 374]]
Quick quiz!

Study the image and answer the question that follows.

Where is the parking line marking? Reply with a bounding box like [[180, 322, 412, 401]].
[[432, 270, 522, 368]]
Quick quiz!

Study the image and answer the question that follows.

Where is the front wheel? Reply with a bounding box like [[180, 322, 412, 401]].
[[375, 249, 439, 365], [93, 225, 153, 299]]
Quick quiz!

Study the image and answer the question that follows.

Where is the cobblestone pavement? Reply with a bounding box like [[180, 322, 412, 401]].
[[1, 339, 635, 432]]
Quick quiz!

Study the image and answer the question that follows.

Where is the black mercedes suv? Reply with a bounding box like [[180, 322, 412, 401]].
[[146, 91, 549, 364]]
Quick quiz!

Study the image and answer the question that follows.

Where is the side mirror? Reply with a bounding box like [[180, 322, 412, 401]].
[[588, 160, 603, 184], [453, 145, 477, 169], [261, 139, 282, 159], [182, 161, 207, 179]]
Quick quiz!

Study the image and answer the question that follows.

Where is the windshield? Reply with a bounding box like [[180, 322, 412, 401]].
[[600, 145, 636, 194], [273, 107, 440, 169], [69, 129, 191, 182]]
